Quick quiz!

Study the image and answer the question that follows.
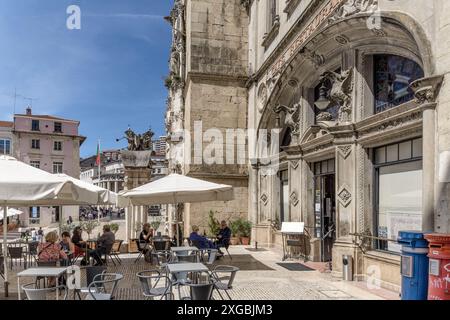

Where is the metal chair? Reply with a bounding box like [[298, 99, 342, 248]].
[[153, 239, 171, 251], [101, 243, 115, 266], [134, 239, 149, 264], [136, 270, 173, 300], [210, 265, 239, 300], [110, 240, 123, 264], [203, 249, 218, 265], [27, 241, 39, 266], [217, 237, 232, 260], [178, 254, 197, 263], [182, 272, 216, 300], [190, 240, 208, 262], [35, 260, 58, 288], [68, 265, 108, 299], [85, 273, 123, 300], [21, 283, 68, 300], [7, 246, 27, 270], [72, 245, 87, 265]]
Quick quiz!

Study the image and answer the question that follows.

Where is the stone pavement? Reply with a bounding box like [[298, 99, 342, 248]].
[[0, 245, 399, 300]]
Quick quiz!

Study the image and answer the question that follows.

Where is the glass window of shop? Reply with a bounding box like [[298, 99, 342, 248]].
[[374, 138, 423, 253]]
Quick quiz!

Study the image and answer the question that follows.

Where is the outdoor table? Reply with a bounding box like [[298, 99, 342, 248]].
[[166, 262, 208, 275], [167, 263, 209, 292], [17, 267, 68, 300], [171, 246, 200, 262], [170, 246, 199, 253]]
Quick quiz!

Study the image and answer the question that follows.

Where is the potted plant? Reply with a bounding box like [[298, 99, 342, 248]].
[[79, 220, 99, 240], [239, 220, 252, 245], [207, 210, 220, 237], [110, 223, 119, 235], [229, 219, 241, 245], [150, 217, 162, 234]]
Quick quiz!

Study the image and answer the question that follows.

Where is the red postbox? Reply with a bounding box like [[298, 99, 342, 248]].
[[424, 234, 450, 300]]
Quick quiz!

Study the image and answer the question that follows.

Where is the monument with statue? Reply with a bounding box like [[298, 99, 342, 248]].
[[117, 127, 154, 252]]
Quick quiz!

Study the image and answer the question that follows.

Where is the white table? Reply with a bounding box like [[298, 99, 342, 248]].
[[17, 267, 68, 300], [171, 246, 199, 253], [167, 262, 208, 274]]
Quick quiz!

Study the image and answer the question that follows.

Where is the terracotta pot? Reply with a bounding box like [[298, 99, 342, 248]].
[[240, 237, 250, 245], [230, 237, 240, 245]]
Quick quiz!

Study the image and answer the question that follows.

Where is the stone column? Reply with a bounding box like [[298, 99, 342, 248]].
[[114, 181, 119, 193], [125, 207, 131, 241], [410, 75, 444, 231], [250, 164, 259, 224], [121, 150, 153, 242]]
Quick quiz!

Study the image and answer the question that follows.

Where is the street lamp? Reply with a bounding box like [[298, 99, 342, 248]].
[[315, 82, 330, 111]]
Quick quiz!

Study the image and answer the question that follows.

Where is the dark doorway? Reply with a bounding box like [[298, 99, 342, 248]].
[[313, 159, 336, 262]]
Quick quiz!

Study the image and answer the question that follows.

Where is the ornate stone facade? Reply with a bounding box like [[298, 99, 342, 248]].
[[166, 0, 450, 293], [244, 0, 450, 292]]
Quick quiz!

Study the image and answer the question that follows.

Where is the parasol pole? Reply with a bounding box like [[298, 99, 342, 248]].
[[3, 204, 9, 297]]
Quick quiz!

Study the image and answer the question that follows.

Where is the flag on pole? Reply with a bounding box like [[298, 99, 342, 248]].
[[95, 140, 101, 166]]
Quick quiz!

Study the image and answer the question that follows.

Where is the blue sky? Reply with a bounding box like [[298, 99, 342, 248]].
[[0, 0, 173, 158]]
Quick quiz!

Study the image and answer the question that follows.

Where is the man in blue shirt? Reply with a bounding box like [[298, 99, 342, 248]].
[[189, 225, 215, 249]]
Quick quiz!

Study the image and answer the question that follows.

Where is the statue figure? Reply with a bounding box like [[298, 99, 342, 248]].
[[124, 128, 137, 151], [170, 48, 180, 76], [118, 127, 155, 151], [141, 130, 154, 151], [330, 0, 378, 22], [273, 103, 300, 136], [320, 69, 354, 123]]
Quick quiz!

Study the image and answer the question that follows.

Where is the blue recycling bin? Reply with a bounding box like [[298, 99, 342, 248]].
[[397, 231, 429, 300]]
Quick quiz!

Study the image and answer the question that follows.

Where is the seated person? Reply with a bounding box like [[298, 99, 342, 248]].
[[189, 225, 216, 249], [215, 220, 231, 255], [38, 232, 68, 285], [91, 225, 115, 266], [60, 231, 75, 263], [38, 231, 68, 262], [71, 226, 92, 265], [139, 223, 152, 253], [139, 223, 153, 244]]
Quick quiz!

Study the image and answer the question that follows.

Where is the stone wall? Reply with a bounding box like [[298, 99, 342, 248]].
[[179, 0, 250, 232], [183, 176, 248, 236], [187, 0, 248, 76]]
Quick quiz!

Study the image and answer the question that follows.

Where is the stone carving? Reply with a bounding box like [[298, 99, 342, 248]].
[[337, 145, 352, 159], [330, 0, 379, 22], [260, 193, 269, 206], [290, 160, 299, 170], [359, 111, 422, 138], [257, 84, 268, 112], [266, 71, 281, 97], [410, 75, 444, 105], [240, 0, 252, 12], [166, 0, 185, 91], [290, 191, 299, 207], [316, 112, 333, 122], [299, 47, 325, 69], [335, 35, 350, 45], [171, 162, 182, 174], [119, 128, 154, 152], [273, 103, 300, 136], [320, 68, 354, 123], [337, 185, 352, 207]]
